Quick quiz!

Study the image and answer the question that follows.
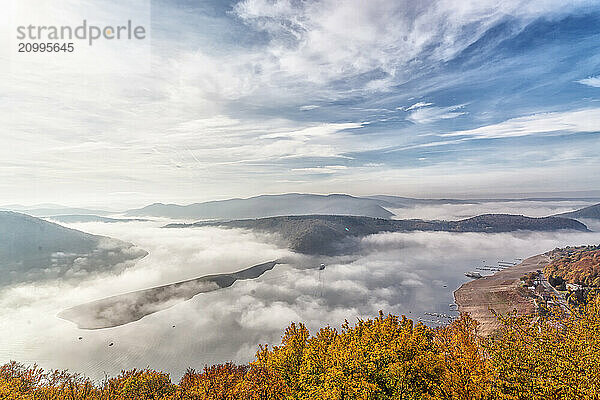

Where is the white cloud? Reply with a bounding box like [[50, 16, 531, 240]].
[[0, 0, 595, 206], [299, 105, 320, 111], [291, 165, 348, 174], [407, 104, 467, 124], [403, 101, 434, 111], [363, 163, 384, 167], [577, 76, 600, 88], [442, 108, 600, 139], [391, 200, 595, 220], [233, 0, 589, 91]]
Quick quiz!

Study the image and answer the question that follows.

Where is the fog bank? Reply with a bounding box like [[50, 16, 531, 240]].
[[1, 209, 599, 381]]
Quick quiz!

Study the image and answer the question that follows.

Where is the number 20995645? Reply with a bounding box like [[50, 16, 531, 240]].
[[18, 42, 74, 52]]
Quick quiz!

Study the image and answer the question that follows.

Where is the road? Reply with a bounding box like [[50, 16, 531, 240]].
[[539, 274, 571, 314]]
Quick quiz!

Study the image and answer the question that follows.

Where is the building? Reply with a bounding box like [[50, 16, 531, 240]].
[[566, 283, 582, 291]]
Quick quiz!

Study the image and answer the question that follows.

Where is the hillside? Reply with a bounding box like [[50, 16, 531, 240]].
[[545, 245, 600, 286], [451, 214, 588, 232], [559, 203, 600, 220], [125, 194, 394, 219], [0, 211, 147, 285], [166, 214, 588, 255], [59, 261, 277, 329]]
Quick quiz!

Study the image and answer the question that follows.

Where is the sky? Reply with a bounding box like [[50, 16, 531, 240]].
[[2, 0, 600, 207]]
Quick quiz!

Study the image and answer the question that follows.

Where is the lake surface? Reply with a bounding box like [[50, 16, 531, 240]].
[[1, 204, 599, 381]]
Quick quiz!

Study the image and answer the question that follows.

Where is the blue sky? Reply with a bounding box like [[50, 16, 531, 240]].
[[2, 0, 600, 206]]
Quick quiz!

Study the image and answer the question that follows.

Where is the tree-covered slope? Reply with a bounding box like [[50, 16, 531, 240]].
[[0, 211, 147, 285], [166, 214, 588, 255]]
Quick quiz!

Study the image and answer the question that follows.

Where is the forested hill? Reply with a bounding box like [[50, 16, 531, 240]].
[[558, 203, 600, 220], [165, 214, 588, 255], [545, 245, 600, 287], [0, 211, 147, 285]]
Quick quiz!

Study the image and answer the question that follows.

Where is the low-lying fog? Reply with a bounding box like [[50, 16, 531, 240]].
[[391, 200, 593, 220], [1, 201, 599, 381]]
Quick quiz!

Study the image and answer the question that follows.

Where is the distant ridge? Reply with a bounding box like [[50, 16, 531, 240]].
[[125, 193, 394, 219], [0, 206, 112, 217], [125, 193, 600, 221], [165, 214, 589, 255]]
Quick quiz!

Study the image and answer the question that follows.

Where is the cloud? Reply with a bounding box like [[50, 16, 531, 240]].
[[1, 0, 598, 205], [390, 199, 597, 221], [2, 206, 600, 380], [407, 104, 467, 124], [233, 0, 590, 92], [403, 102, 434, 111], [299, 105, 320, 111], [291, 165, 348, 174], [577, 76, 600, 88], [442, 108, 600, 139], [362, 163, 384, 167]]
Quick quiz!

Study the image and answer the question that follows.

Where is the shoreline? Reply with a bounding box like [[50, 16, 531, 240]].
[[453, 253, 550, 336], [58, 260, 278, 330]]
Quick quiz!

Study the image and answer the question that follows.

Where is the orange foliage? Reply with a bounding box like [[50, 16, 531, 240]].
[[545, 246, 600, 286], [4, 301, 600, 399]]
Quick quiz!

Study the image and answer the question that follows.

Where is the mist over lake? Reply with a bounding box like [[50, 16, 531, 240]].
[[0, 200, 599, 381]]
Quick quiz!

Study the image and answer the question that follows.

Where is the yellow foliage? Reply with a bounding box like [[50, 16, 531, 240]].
[[102, 368, 175, 399], [4, 300, 600, 399], [488, 297, 600, 399], [0, 361, 99, 399], [435, 315, 491, 399], [255, 312, 446, 399]]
